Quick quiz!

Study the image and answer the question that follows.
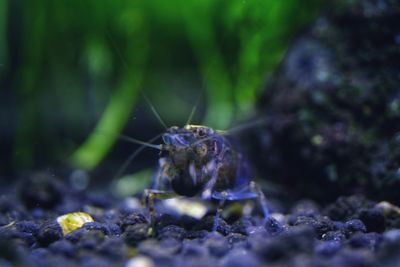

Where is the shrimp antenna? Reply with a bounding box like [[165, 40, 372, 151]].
[[224, 117, 269, 135], [118, 134, 162, 150], [141, 91, 168, 130], [224, 114, 294, 135], [106, 30, 131, 75], [113, 133, 163, 179], [106, 30, 168, 130], [185, 90, 204, 126]]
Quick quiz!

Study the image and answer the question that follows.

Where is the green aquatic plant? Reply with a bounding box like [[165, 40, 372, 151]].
[[4, 0, 324, 171]]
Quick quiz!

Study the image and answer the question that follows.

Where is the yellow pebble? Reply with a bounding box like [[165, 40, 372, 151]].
[[57, 212, 94, 235]]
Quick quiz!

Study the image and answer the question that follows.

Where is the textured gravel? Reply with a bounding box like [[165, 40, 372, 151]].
[[1, 176, 400, 267]]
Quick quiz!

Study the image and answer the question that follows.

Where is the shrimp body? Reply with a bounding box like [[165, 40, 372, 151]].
[[144, 124, 269, 233]]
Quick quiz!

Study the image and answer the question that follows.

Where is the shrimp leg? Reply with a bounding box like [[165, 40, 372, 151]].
[[143, 189, 179, 236]]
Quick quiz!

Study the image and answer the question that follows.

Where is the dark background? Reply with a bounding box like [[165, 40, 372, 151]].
[[0, 0, 324, 189]]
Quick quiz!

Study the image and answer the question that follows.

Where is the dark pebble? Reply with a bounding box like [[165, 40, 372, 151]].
[[291, 200, 320, 217], [181, 239, 208, 258], [226, 233, 248, 249], [97, 237, 127, 259], [155, 213, 182, 229], [344, 219, 366, 236], [331, 249, 377, 267], [157, 225, 186, 240], [322, 231, 346, 242], [49, 240, 76, 257], [231, 217, 257, 235], [324, 195, 373, 221], [0, 235, 19, 263], [193, 216, 230, 235], [264, 217, 284, 235], [176, 256, 215, 267], [291, 215, 334, 238], [16, 221, 39, 235], [138, 238, 180, 256], [204, 232, 229, 257], [78, 230, 106, 250], [219, 249, 260, 267], [358, 208, 386, 233], [123, 223, 149, 246], [120, 212, 147, 232], [253, 226, 315, 262], [348, 232, 382, 250], [315, 241, 341, 257], [137, 239, 175, 267], [65, 227, 87, 243], [378, 230, 400, 264], [80, 256, 110, 267], [19, 174, 65, 210], [84, 221, 120, 236], [186, 230, 209, 240], [35, 221, 63, 247]]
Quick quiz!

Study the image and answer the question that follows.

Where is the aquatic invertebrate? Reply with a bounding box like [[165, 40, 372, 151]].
[[122, 120, 270, 234]]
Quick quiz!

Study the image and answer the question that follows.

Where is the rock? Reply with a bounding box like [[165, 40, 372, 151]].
[[123, 223, 149, 246], [358, 208, 386, 233], [157, 225, 186, 240], [35, 221, 63, 247], [343, 219, 367, 237], [245, 0, 400, 203], [120, 212, 148, 232], [19, 173, 65, 210]]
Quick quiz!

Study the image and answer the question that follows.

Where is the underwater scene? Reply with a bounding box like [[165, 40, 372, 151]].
[[1, 0, 400, 266]]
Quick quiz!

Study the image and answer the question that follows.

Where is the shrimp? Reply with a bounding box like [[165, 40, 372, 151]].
[[135, 122, 270, 234]]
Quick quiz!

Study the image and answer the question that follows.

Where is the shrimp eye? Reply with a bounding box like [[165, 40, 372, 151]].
[[198, 129, 205, 137], [195, 143, 208, 157]]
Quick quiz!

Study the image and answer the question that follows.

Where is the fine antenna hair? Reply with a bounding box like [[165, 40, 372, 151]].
[[191, 135, 215, 147], [223, 114, 295, 135], [141, 91, 168, 130], [117, 134, 162, 150], [113, 133, 163, 180], [106, 30, 168, 130], [185, 90, 204, 126], [224, 117, 269, 135]]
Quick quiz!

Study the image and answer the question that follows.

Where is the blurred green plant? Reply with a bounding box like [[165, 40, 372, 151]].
[[7, 0, 324, 172], [0, 0, 6, 67]]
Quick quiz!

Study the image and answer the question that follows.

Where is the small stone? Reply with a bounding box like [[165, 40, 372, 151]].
[[120, 213, 148, 232], [157, 225, 186, 240], [231, 217, 257, 235], [36, 221, 63, 247], [48, 240, 75, 257], [204, 233, 229, 257], [98, 237, 127, 258], [348, 232, 382, 250], [15, 221, 39, 235], [78, 230, 106, 250], [264, 217, 284, 235], [125, 256, 155, 267], [358, 208, 386, 233], [344, 219, 366, 236], [123, 224, 149, 246], [193, 216, 230, 235], [315, 241, 341, 257], [57, 212, 94, 236], [291, 215, 334, 237], [321, 231, 346, 242], [219, 248, 260, 267], [181, 239, 208, 258], [19, 174, 65, 210]]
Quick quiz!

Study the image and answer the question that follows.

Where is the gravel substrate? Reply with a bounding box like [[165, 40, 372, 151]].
[[1, 176, 400, 267]]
